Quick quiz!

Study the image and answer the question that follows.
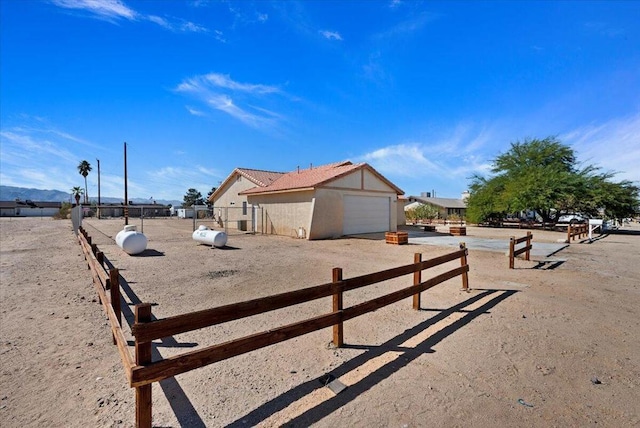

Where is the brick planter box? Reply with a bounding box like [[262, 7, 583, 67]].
[[449, 226, 467, 236], [385, 231, 408, 245]]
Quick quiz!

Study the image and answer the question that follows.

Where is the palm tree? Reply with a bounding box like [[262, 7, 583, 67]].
[[77, 160, 92, 204], [71, 186, 84, 206]]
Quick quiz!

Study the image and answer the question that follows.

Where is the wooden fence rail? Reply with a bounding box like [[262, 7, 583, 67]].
[[509, 232, 533, 269], [77, 227, 471, 428], [567, 223, 588, 242], [76, 226, 134, 379], [129, 243, 470, 426]]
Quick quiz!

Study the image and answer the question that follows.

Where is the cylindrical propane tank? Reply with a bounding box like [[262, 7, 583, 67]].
[[115, 225, 148, 255], [192, 225, 228, 248]]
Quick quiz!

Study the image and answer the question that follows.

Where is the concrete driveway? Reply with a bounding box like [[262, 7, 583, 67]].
[[408, 234, 568, 258]]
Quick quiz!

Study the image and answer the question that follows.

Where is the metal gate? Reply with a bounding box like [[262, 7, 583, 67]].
[[195, 206, 263, 236]]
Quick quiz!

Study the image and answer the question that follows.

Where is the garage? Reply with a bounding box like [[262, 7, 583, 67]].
[[343, 195, 390, 235]]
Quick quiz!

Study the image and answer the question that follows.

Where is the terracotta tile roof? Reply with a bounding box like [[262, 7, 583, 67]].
[[235, 168, 285, 187], [240, 161, 404, 195], [209, 167, 284, 202]]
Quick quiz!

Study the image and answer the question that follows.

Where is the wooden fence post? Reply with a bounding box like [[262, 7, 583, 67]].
[[413, 253, 422, 310], [332, 267, 343, 347], [459, 243, 469, 291], [109, 268, 121, 345], [525, 232, 532, 261], [509, 237, 515, 269], [135, 303, 153, 428], [567, 225, 572, 242], [91, 243, 98, 256]]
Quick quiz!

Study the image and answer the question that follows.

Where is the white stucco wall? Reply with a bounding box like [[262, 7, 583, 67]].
[[308, 189, 344, 239], [214, 174, 256, 208], [244, 166, 401, 240], [309, 187, 399, 239], [248, 191, 314, 237]]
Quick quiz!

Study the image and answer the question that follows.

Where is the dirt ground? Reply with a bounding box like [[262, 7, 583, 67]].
[[1, 217, 639, 427]]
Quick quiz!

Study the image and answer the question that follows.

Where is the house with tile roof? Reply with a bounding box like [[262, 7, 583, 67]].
[[208, 167, 285, 230], [404, 192, 469, 220], [209, 161, 404, 239]]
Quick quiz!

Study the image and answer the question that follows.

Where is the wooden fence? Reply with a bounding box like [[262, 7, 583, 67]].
[[567, 223, 588, 241], [509, 232, 533, 269], [77, 227, 470, 428], [76, 226, 133, 379]]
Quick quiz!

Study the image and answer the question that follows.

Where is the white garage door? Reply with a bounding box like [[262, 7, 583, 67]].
[[343, 195, 390, 235]]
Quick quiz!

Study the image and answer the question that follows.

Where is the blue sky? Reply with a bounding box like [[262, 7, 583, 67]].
[[1, 0, 639, 202]]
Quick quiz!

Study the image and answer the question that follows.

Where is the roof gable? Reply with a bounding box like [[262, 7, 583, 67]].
[[236, 168, 285, 187], [210, 167, 285, 201], [240, 161, 403, 195]]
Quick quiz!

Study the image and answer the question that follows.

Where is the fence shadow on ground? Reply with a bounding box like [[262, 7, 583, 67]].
[[113, 266, 205, 427], [86, 230, 506, 426], [226, 288, 517, 427], [606, 229, 640, 236], [533, 260, 565, 270]]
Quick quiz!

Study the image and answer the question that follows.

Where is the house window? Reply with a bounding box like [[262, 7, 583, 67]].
[[242, 201, 247, 215]]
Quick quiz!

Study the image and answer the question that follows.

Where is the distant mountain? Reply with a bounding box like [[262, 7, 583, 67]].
[[0, 185, 181, 206]]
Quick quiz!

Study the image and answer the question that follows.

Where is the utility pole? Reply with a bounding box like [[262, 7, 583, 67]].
[[96, 158, 101, 219], [124, 142, 129, 225]]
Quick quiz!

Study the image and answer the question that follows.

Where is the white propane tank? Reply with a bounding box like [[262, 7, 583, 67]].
[[115, 225, 148, 255], [192, 225, 227, 248]]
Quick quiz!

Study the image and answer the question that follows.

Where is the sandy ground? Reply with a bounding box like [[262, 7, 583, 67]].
[[1, 217, 639, 427]]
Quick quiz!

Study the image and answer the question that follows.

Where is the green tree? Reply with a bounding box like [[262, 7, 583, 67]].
[[71, 186, 84, 206], [466, 175, 508, 224], [206, 187, 217, 207], [414, 204, 440, 222], [585, 175, 639, 221], [77, 160, 92, 204], [54, 202, 72, 220], [183, 188, 203, 207], [466, 137, 639, 224], [405, 208, 418, 224]]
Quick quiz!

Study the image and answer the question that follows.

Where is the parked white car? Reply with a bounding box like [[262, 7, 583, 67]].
[[557, 214, 587, 224]]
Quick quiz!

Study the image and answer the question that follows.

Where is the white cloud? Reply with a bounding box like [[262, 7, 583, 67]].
[[375, 11, 438, 40], [147, 15, 171, 29], [186, 106, 206, 116], [359, 113, 640, 198], [562, 113, 640, 183], [0, 119, 218, 201], [205, 95, 274, 128], [363, 143, 441, 176], [357, 123, 500, 196], [146, 166, 222, 198], [53, 0, 210, 34], [180, 21, 208, 33], [212, 30, 226, 43], [320, 30, 343, 41], [0, 130, 79, 165], [144, 15, 209, 33], [175, 73, 284, 129], [0, 127, 102, 194], [203, 73, 280, 94], [52, 0, 137, 20]]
